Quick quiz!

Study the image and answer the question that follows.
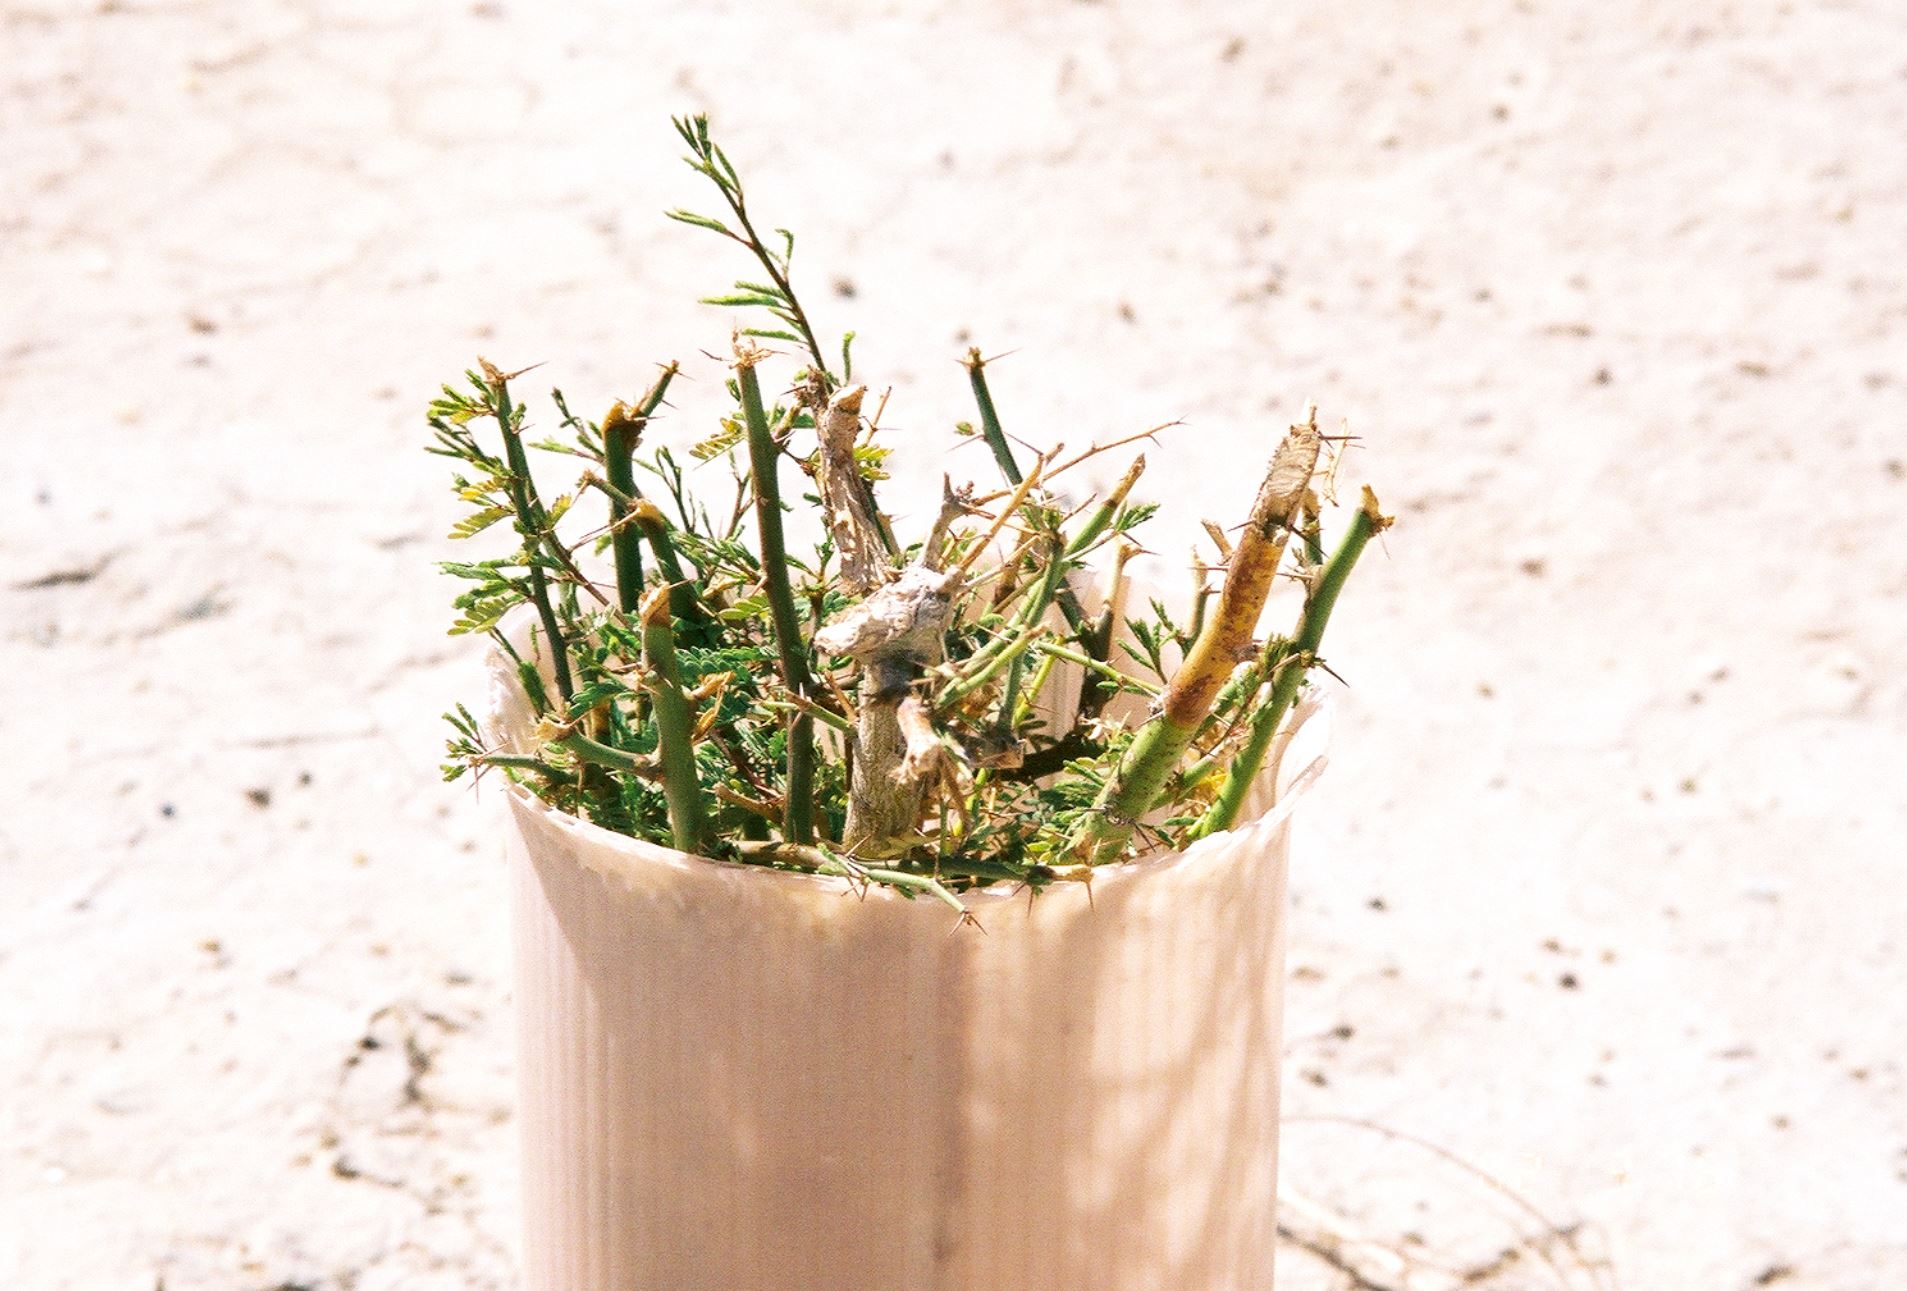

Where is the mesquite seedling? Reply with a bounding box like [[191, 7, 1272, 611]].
[[433, 113, 1388, 912]]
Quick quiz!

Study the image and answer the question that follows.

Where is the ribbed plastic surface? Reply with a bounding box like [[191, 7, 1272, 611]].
[[494, 642, 1316, 1290]]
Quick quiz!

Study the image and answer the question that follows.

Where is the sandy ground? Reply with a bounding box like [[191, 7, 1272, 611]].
[[4, 0, 1906, 1287]]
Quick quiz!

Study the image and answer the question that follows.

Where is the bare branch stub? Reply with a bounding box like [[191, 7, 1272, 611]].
[[814, 383, 890, 594], [815, 564, 962, 850]]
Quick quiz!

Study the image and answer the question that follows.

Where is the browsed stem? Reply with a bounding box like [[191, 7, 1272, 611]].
[[962, 349, 1023, 486], [1063, 455, 1147, 560], [1192, 485, 1389, 838], [630, 498, 709, 639], [639, 587, 711, 854], [736, 340, 818, 843], [602, 363, 679, 615], [1069, 410, 1323, 862], [486, 363, 574, 702]]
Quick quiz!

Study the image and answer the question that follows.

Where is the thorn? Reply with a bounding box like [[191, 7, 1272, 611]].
[[959, 347, 1022, 371]]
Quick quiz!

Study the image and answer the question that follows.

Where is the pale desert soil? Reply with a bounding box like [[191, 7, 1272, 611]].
[[3, 1, 1905, 1288]]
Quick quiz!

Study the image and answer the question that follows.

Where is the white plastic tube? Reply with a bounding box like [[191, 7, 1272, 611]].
[[493, 636, 1324, 1291]]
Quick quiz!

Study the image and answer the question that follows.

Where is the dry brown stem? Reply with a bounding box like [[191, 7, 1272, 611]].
[[922, 476, 975, 572], [1201, 518, 1234, 561], [1160, 410, 1321, 726], [815, 384, 889, 593], [951, 457, 1048, 578]]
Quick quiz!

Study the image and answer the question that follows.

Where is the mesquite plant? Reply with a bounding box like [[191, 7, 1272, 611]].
[[434, 114, 1388, 913]]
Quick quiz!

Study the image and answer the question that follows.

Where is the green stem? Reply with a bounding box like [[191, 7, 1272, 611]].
[[478, 753, 578, 785], [938, 623, 1047, 712], [1191, 490, 1385, 838], [1075, 604, 1119, 722], [963, 349, 1022, 486], [684, 116, 831, 385], [780, 714, 816, 842], [605, 464, 643, 613], [998, 536, 1066, 723], [845, 864, 970, 915], [731, 211, 828, 382], [639, 591, 711, 854], [1061, 455, 1146, 559], [924, 857, 1093, 887], [492, 375, 573, 702], [738, 353, 817, 843], [603, 363, 679, 615], [1032, 640, 1157, 697], [1080, 718, 1190, 859], [962, 357, 1128, 650], [763, 695, 853, 734], [1011, 650, 1060, 728], [1170, 640, 1287, 793], [961, 353, 1095, 630], [553, 732, 653, 776], [735, 842, 973, 919], [1000, 730, 1103, 782], [631, 499, 709, 638]]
